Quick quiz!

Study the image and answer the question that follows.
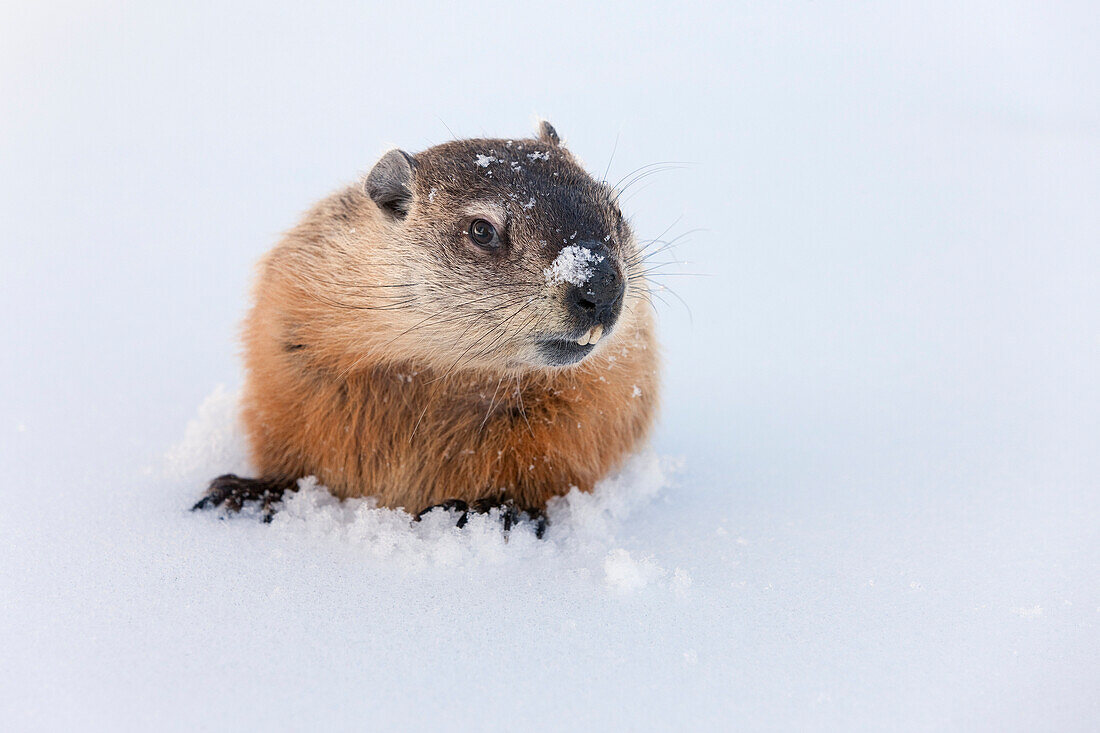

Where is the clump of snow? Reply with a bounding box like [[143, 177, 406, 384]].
[[164, 384, 252, 479], [603, 549, 665, 591], [526, 151, 550, 161], [672, 567, 694, 591], [544, 245, 603, 286], [171, 388, 677, 575], [474, 154, 496, 167]]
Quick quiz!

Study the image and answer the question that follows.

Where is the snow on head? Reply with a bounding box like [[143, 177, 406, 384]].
[[545, 245, 603, 286], [170, 388, 677, 584]]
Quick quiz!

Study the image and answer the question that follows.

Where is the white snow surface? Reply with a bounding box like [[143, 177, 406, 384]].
[[545, 244, 603, 286], [2, 2, 1099, 731]]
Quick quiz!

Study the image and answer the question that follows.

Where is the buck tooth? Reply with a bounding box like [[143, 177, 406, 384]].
[[589, 324, 603, 345]]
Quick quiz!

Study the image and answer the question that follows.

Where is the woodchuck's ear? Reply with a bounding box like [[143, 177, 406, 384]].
[[537, 120, 562, 147], [365, 149, 416, 218]]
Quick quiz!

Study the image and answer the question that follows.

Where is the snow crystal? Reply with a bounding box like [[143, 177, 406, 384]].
[[544, 245, 603, 286], [526, 151, 550, 161]]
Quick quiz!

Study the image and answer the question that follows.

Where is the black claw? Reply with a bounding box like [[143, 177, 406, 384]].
[[261, 492, 280, 523], [414, 497, 549, 538], [533, 514, 548, 539], [415, 499, 469, 522], [191, 474, 292, 522]]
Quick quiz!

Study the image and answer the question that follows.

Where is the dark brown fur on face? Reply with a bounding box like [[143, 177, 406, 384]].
[[194, 122, 659, 523]]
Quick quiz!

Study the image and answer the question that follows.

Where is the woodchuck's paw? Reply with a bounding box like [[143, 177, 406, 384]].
[[191, 474, 292, 523], [415, 498, 548, 539]]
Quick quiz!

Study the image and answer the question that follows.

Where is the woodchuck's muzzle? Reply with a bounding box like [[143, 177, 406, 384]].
[[566, 240, 625, 329]]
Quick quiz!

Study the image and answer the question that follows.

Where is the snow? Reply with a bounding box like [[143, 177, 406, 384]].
[[2, 2, 1099, 731], [545, 244, 604, 286]]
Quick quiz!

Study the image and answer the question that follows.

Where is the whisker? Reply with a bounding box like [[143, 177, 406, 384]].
[[428, 298, 535, 384], [335, 292, 534, 381], [613, 165, 688, 203], [478, 376, 506, 435], [601, 131, 621, 185], [657, 283, 693, 324], [455, 303, 541, 378], [514, 375, 535, 438], [630, 272, 712, 278], [630, 228, 705, 264], [609, 161, 690, 195], [633, 216, 684, 255]]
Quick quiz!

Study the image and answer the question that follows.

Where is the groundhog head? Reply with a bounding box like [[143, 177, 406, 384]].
[[362, 121, 641, 372]]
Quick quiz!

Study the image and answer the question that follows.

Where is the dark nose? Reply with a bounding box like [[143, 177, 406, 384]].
[[567, 243, 624, 326]]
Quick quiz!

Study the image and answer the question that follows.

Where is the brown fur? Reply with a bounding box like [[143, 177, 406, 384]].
[[237, 126, 659, 513]]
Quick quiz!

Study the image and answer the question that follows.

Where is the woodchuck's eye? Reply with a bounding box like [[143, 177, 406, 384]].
[[468, 219, 499, 248]]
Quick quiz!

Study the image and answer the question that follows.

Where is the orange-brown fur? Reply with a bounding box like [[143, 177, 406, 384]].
[[238, 128, 659, 513]]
